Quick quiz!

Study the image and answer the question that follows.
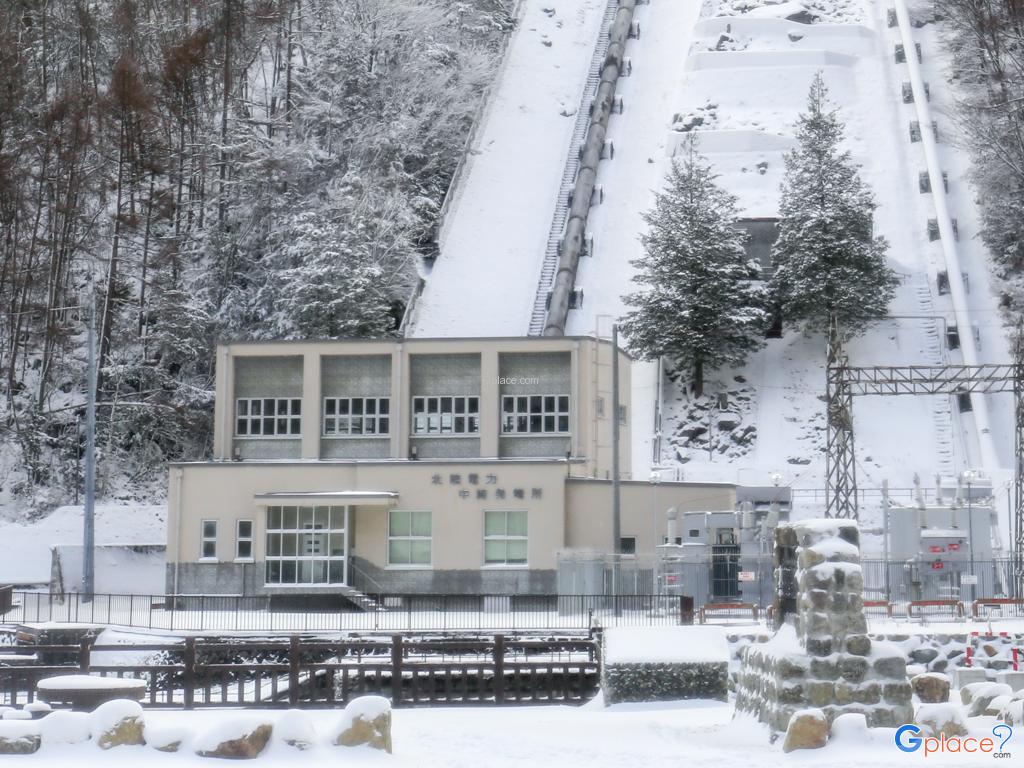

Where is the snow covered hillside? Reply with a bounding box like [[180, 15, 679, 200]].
[[410, 0, 1015, 533]]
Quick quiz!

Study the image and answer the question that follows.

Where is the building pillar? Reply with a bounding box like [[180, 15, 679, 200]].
[[480, 349, 500, 458], [301, 352, 321, 459]]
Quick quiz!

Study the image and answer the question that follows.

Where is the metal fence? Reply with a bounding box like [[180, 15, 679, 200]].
[[3, 592, 698, 632], [2, 557, 1022, 632]]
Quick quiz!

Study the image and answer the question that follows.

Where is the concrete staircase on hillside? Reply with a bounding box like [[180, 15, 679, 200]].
[[914, 278, 957, 477], [528, 0, 623, 335]]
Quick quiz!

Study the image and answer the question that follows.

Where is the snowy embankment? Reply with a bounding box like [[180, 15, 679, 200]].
[[0, 505, 165, 589], [409, 0, 609, 337]]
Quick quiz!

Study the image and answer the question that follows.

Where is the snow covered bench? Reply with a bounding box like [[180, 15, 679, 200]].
[[600, 626, 729, 704], [37, 675, 146, 710]]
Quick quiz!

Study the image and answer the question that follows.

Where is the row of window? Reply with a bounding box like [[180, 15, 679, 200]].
[[235, 395, 573, 438], [199, 508, 528, 585]]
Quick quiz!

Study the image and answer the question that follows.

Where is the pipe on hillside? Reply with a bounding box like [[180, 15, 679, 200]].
[[544, 0, 638, 336]]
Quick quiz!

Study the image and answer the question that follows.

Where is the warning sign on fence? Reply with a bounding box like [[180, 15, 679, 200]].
[[738, 571, 756, 582]]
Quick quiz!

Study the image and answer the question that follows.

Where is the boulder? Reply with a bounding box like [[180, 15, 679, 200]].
[[92, 700, 145, 749], [912, 673, 951, 704], [334, 696, 392, 753], [276, 710, 316, 751], [196, 720, 273, 760], [1001, 700, 1023, 726], [966, 683, 1013, 716], [0, 722, 40, 755], [830, 712, 868, 742], [39, 710, 91, 745], [916, 703, 968, 738], [783, 708, 828, 753], [985, 695, 1013, 717], [144, 724, 191, 754]]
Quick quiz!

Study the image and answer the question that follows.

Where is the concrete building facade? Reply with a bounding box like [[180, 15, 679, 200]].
[[166, 336, 737, 600]]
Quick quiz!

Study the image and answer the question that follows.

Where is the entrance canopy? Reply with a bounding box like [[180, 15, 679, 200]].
[[254, 491, 398, 506]]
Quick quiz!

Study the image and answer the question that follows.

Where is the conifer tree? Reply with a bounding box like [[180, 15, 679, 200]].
[[620, 137, 769, 395], [771, 73, 897, 337]]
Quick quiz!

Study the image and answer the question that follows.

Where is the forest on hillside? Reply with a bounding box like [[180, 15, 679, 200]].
[[939, 0, 1024, 332], [0, 0, 513, 514]]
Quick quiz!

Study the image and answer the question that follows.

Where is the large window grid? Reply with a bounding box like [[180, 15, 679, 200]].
[[323, 397, 390, 436], [236, 398, 302, 437], [501, 394, 570, 434], [265, 506, 347, 585], [411, 396, 479, 435], [484, 510, 528, 566], [388, 510, 432, 567]]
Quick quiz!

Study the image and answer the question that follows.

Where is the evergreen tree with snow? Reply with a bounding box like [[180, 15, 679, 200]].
[[770, 73, 897, 338], [620, 136, 769, 396]]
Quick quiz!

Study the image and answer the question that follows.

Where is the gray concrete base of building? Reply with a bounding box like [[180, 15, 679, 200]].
[[166, 560, 557, 601]]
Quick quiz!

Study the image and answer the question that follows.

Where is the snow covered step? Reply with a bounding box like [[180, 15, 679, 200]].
[[686, 50, 859, 71]]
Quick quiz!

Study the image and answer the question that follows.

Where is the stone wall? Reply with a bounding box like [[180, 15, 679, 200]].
[[602, 662, 728, 704], [734, 520, 913, 733]]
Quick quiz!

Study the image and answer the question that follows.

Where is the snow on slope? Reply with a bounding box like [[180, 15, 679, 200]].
[[405, 0, 1013, 529], [0, 505, 165, 586], [410, 0, 609, 337], [573, 0, 1011, 528]]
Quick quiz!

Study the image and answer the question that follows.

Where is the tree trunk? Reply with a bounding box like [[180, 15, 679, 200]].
[[693, 357, 704, 398]]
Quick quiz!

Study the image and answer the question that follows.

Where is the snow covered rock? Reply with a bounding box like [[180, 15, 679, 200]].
[[23, 702, 51, 719], [334, 696, 392, 753], [966, 683, 1013, 717], [0, 721, 40, 754], [143, 723, 191, 753], [1001, 700, 1023, 726], [783, 708, 828, 752], [276, 710, 316, 751], [829, 712, 868, 743], [915, 703, 967, 738], [91, 699, 145, 749], [912, 673, 950, 703], [39, 710, 91, 745], [195, 718, 273, 759], [3, 710, 32, 721]]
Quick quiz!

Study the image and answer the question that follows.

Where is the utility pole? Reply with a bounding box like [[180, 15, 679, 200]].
[[963, 470, 976, 603], [611, 326, 622, 607], [612, 325, 621, 555], [83, 296, 97, 601]]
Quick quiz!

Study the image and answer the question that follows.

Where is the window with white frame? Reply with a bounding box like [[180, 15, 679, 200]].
[[501, 395, 570, 434], [236, 398, 302, 437], [411, 396, 479, 435], [323, 397, 390, 436], [236, 519, 253, 560], [200, 520, 218, 560], [484, 510, 527, 565], [265, 506, 347, 584], [388, 510, 432, 566]]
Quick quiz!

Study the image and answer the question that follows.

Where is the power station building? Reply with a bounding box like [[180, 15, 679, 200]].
[[165, 336, 742, 606]]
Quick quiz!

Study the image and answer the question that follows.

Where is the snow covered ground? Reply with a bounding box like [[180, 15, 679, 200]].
[[0, 505, 165, 588], [5, 698, 1014, 767]]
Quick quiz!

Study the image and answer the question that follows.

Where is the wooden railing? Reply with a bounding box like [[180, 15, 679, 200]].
[[0, 635, 600, 709]]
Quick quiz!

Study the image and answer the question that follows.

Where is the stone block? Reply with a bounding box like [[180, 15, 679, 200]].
[[810, 657, 840, 680], [845, 635, 871, 656], [778, 683, 805, 705], [805, 638, 832, 657], [777, 658, 808, 679], [834, 683, 855, 705], [910, 647, 939, 664], [872, 655, 906, 678], [840, 657, 869, 683], [853, 682, 881, 705], [783, 709, 828, 752], [912, 674, 950, 704], [806, 681, 835, 707]]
